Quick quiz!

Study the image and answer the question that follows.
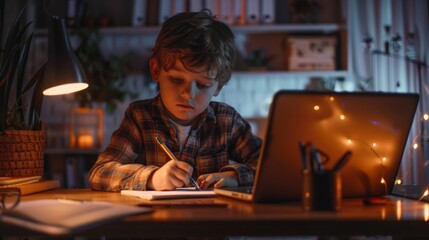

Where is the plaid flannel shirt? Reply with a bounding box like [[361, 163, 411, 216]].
[[88, 95, 262, 192]]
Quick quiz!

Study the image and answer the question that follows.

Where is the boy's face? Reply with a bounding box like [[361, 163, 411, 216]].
[[150, 58, 220, 125]]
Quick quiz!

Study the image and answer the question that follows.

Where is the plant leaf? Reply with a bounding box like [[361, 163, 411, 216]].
[[1, 1, 27, 65], [16, 33, 35, 121], [0, 1, 5, 54]]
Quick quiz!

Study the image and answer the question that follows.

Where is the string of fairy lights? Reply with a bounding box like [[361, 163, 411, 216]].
[[362, 31, 429, 201]]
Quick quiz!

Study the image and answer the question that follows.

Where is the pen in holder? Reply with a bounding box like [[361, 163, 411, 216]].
[[299, 142, 351, 211]]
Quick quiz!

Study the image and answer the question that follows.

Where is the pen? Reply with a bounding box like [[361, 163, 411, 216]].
[[333, 151, 352, 172], [298, 141, 308, 170], [310, 144, 323, 172], [155, 135, 202, 191]]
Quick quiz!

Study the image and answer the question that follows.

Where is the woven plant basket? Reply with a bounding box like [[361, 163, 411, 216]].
[[0, 124, 46, 177]]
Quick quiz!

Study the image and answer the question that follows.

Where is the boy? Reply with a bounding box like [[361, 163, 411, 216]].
[[88, 10, 262, 191]]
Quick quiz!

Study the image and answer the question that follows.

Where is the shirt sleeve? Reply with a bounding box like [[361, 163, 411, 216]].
[[220, 113, 262, 186], [88, 106, 157, 192]]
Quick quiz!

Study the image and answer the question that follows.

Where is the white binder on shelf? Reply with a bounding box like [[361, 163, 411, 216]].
[[233, 0, 246, 25], [190, 0, 203, 12], [159, 0, 171, 24], [132, 0, 147, 27], [220, 0, 234, 24], [172, 0, 186, 15], [261, 0, 275, 24], [204, 0, 220, 16], [66, 0, 77, 25], [246, 0, 259, 25]]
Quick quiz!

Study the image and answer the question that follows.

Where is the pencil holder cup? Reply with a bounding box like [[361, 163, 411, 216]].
[[302, 169, 342, 211]]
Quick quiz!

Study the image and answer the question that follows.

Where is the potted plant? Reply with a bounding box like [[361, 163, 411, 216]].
[[0, 3, 46, 131], [72, 27, 137, 114], [245, 48, 273, 71], [0, 2, 47, 176]]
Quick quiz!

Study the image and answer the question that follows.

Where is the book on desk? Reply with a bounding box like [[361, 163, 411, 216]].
[[0, 176, 60, 195], [0, 199, 152, 235]]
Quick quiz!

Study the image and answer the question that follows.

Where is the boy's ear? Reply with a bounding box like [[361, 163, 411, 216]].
[[149, 58, 160, 81], [214, 86, 222, 96]]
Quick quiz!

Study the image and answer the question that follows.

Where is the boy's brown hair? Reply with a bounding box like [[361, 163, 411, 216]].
[[151, 9, 235, 89]]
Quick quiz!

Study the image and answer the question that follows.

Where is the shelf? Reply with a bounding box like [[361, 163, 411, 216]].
[[231, 23, 343, 33], [101, 23, 343, 34], [232, 70, 349, 78], [35, 23, 343, 35], [127, 70, 349, 78]]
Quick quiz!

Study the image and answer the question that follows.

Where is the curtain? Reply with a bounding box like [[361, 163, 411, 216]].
[[348, 0, 429, 184]]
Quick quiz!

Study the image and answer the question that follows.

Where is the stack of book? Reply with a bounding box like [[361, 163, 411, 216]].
[[0, 176, 60, 195]]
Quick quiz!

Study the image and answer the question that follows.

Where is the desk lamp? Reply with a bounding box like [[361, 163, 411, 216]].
[[30, 16, 88, 129], [42, 16, 88, 95]]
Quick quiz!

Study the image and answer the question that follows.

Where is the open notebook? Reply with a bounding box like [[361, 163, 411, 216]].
[[0, 199, 151, 235], [215, 91, 419, 203]]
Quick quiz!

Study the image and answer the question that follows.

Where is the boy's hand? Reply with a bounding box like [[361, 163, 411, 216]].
[[196, 171, 238, 190], [147, 159, 194, 190]]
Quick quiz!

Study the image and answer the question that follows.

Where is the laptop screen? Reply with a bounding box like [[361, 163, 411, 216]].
[[252, 91, 419, 202]]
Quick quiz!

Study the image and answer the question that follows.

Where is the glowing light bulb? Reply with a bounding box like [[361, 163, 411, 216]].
[[380, 177, 385, 184], [395, 179, 402, 185], [413, 143, 419, 149], [372, 143, 377, 147], [329, 97, 335, 101], [347, 139, 352, 144], [424, 114, 429, 121], [382, 157, 387, 162], [340, 115, 345, 120], [313, 105, 320, 111]]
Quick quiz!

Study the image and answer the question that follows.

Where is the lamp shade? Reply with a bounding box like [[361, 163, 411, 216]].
[[42, 16, 88, 96]]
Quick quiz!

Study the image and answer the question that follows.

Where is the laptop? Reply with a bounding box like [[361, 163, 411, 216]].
[[214, 90, 419, 203]]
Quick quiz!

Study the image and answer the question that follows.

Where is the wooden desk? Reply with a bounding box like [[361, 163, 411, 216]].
[[1, 189, 429, 238]]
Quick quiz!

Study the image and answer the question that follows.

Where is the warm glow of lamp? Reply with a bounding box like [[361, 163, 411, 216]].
[[78, 134, 94, 149], [43, 83, 88, 95], [70, 108, 104, 149], [41, 16, 87, 96]]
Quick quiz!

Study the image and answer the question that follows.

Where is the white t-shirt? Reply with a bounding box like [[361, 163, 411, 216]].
[[169, 120, 191, 151]]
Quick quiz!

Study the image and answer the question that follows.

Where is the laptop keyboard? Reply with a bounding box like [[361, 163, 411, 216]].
[[223, 186, 253, 194]]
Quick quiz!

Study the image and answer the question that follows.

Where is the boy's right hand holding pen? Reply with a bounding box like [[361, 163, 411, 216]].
[[149, 135, 201, 191], [147, 159, 197, 190]]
